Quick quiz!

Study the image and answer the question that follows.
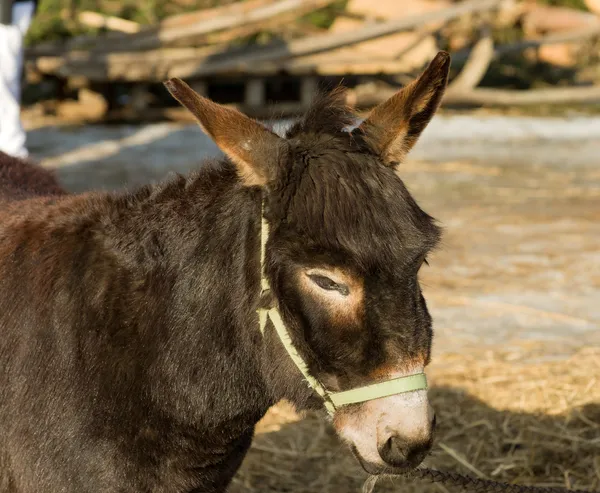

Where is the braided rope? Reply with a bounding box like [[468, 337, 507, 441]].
[[404, 467, 596, 493]]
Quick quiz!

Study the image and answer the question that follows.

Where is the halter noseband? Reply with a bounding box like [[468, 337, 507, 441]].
[[256, 200, 428, 416]]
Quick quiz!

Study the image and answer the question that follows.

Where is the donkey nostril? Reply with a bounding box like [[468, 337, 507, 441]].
[[405, 441, 431, 467], [379, 435, 432, 468], [379, 435, 409, 466]]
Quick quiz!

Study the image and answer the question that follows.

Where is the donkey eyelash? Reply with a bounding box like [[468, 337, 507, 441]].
[[308, 275, 350, 296], [423, 257, 429, 266]]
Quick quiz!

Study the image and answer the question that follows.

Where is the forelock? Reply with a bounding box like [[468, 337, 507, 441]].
[[284, 149, 440, 270], [285, 87, 358, 139], [269, 88, 441, 270]]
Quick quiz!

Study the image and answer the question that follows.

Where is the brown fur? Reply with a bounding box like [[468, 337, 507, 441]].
[[0, 151, 65, 203]]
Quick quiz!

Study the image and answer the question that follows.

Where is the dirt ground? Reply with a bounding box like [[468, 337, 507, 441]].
[[23, 109, 600, 492]]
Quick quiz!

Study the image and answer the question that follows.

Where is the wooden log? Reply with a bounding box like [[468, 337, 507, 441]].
[[77, 11, 141, 33], [159, 0, 273, 29], [446, 26, 494, 93], [349, 83, 600, 108], [452, 23, 600, 65], [522, 5, 599, 36], [444, 86, 600, 106], [327, 0, 451, 74], [343, 0, 452, 29], [169, 7, 328, 49]]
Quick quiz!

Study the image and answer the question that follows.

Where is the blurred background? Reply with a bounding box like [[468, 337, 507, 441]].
[[12, 0, 600, 491]]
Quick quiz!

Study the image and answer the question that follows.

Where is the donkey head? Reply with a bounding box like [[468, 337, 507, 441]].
[[165, 51, 450, 474]]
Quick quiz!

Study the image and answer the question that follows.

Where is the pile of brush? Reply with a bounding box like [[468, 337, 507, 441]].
[[22, 0, 600, 119]]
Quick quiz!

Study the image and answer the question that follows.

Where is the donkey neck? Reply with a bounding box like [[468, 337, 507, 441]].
[[0, 161, 288, 435], [101, 164, 279, 428]]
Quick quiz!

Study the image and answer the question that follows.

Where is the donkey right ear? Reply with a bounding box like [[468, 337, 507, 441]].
[[164, 78, 287, 187], [357, 51, 450, 166]]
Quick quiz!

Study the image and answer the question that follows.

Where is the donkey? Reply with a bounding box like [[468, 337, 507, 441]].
[[0, 52, 451, 492]]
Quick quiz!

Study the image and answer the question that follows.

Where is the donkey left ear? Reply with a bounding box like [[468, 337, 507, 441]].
[[357, 51, 451, 166], [164, 77, 287, 187]]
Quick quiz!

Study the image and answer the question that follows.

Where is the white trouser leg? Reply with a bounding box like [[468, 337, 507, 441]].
[[0, 0, 35, 158]]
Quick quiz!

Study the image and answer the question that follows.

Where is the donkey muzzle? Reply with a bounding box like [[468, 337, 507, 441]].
[[334, 389, 435, 473], [378, 412, 436, 468]]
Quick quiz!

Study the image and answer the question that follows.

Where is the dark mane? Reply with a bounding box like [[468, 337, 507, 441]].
[[285, 87, 358, 138], [283, 142, 441, 268]]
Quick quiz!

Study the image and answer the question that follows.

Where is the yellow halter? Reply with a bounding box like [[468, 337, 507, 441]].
[[256, 200, 428, 416]]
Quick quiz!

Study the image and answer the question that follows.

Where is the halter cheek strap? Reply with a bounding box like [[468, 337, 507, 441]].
[[256, 200, 428, 417]]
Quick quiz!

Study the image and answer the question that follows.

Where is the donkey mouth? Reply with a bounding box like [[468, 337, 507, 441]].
[[350, 445, 415, 476]]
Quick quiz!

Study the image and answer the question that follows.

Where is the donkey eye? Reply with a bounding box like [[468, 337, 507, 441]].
[[308, 275, 350, 296]]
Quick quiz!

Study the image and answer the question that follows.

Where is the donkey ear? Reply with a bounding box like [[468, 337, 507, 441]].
[[357, 51, 450, 166], [164, 78, 286, 186]]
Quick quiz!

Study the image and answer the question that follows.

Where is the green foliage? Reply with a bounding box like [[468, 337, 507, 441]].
[[25, 0, 97, 44], [301, 0, 348, 30]]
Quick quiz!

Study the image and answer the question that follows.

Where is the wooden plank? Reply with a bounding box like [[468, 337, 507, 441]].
[[77, 11, 141, 33]]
